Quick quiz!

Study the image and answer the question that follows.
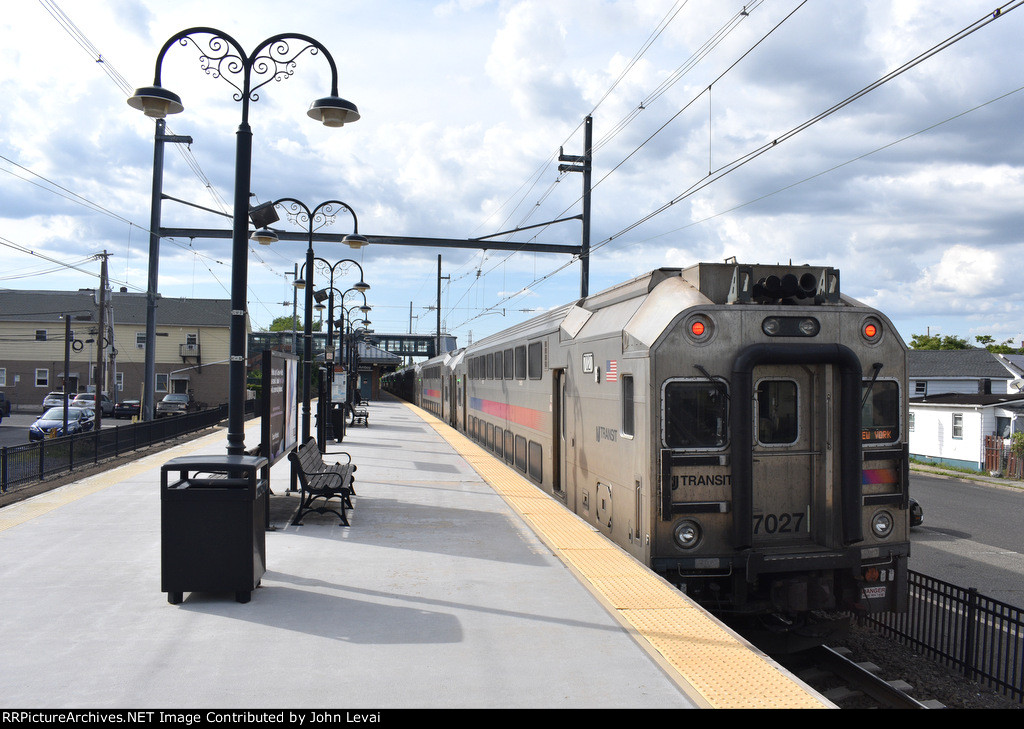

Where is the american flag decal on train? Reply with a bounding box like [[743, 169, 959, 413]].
[[606, 360, 618, 382]]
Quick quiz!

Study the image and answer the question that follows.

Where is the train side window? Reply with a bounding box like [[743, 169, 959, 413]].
[[515, 435, 527, 472], [861, 380, 900, 443], [494, 351, 503, 380], [756, 380, 798, 445], [487, 422, 495, 450], [487, 353, 494, 379], [528, 342, 543, 379], [515, 346, 527, 380], [663, 381, 728, 449], [494, 427, 504, 458], [503, 349, 514, 379], [621, 375, 635, 437], [528, 441, 543, 482], [504, 430, 515, 464]]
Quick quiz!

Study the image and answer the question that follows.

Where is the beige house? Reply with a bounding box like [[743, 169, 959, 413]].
[[0, 288, 240, 412]]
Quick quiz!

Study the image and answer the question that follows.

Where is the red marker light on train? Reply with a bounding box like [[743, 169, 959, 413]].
[[691, 321, 705, 336], [864, 323, 877, 338]]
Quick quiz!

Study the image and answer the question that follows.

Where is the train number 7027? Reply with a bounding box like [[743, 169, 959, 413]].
[[752, 512, 805, 534]]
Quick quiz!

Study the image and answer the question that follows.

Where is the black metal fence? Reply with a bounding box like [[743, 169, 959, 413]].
[[0, 405, 236, 494], [860, 570, 1024, 702]]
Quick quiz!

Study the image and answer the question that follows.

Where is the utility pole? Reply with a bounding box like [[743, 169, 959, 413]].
[[436, 255, 449, 357], [95, 252, 109, 431], [559, 115, 593, 298]]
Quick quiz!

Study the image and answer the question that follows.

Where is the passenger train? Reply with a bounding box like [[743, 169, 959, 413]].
[[384, 262, 910, 635]]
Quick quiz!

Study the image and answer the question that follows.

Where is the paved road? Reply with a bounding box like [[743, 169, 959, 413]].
[[909, 470, 1024, 607], [0, 411, 124, 448]]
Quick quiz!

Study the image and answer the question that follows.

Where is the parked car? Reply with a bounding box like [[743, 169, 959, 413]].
[[0, 392, 12, 418], [156, 393, 197, 417], [71, 392, 114, 417], [29, 406, 95, 441], [113, 399, 141, 420], [910, 497, 924, 528], [41, 392, 71, 411]]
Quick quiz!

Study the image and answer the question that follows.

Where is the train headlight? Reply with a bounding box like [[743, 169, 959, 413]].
[[761, 316, 820, 337], [871, 510, 894, 538], [673, 519, 702, 549]]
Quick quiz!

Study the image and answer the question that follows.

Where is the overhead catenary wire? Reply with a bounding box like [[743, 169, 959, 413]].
[[453, 1, 1024, 331]]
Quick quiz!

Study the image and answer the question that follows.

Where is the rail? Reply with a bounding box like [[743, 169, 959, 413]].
[[858, 570, 1024, 703], [0, 403, 255, 494]]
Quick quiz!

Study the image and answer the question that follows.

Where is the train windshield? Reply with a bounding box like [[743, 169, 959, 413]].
[[861, 380, 900, 442], [663, 381, 728, 448]]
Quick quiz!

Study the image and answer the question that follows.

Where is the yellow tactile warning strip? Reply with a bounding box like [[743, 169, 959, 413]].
[[0, 424, 244, 533], [404, 401, 832, 710]]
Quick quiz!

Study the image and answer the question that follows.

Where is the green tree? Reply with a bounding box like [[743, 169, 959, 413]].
[[909, 333, 970, 350], [975, 335, 1022, 354], [265, 315, 320, 332]]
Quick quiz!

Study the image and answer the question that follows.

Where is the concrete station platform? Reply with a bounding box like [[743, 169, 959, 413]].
[[0, 397, 830, 709]]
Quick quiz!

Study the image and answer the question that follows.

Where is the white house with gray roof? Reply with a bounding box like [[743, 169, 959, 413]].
[[908, 349, 1024, 471], [0, 288, 240, 412]]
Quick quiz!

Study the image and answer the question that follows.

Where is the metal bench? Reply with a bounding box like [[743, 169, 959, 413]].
[[287, 438, 356, 526], [351, 407, 369, 427]]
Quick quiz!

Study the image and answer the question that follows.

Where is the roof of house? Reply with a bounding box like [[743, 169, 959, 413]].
[[908, 349, 1016, 379], [910, 392, 1024, 407], [0, 290, 234, 328]]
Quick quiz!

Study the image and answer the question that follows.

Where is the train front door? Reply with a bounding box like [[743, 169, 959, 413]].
[[749, 364, 826, 548]]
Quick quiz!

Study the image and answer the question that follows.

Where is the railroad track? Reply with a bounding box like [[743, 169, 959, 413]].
[[781, 645, 946, 709]]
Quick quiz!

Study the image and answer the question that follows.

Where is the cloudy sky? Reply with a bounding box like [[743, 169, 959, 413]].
[[2, 0, 1023, 350]]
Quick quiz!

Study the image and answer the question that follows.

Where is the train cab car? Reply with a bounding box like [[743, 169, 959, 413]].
[[393, 263, 910, 631]]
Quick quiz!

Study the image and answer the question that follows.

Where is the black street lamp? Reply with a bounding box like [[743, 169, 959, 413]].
[[128, 28, 359, 456], [256, 202, 368, 446], [318, 286, 369, 444]]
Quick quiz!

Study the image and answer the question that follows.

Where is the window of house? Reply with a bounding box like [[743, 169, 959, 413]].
[[0, 368, 5, 387], [909, 412, 915, 432], [35, 369, 49, 387], [156, 373, 169, 392], [35, 330, 47, 342], [952, 413, 964, 439], [914, 381, 927, 396], [115, 372, 124, 392]]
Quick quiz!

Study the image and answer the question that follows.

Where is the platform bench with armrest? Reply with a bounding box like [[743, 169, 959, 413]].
[[287, 438, 356, 526]]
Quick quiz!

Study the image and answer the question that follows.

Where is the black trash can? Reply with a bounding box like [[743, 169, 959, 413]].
[[160, 454, 268, 605], [330, 403, 346, 442]]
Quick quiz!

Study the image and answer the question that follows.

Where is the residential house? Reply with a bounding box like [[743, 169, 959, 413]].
[[908, 349, 1024, 470], [0, 288, 239, 411]]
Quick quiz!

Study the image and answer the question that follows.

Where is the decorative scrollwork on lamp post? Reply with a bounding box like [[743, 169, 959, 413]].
[[128, 27, 359, 455]]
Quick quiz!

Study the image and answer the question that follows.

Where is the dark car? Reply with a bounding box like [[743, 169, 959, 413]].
[[113, 399, 141, 419], [29, 406, 95, 441], [909, 497, 923, 528], [71, 392, 114, 417], [156, 393, 197, 417]]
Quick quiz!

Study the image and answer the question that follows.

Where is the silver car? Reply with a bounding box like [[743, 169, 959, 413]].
[[41, 392, 71, 411]]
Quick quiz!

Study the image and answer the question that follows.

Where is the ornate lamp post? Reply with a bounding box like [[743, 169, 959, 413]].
[[128, 28, 359, 455], [260, 209, 368, 445], [319, 287, 369, 444]]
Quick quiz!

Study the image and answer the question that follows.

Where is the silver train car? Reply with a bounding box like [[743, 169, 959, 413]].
[[386, 263, 910, 628]]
